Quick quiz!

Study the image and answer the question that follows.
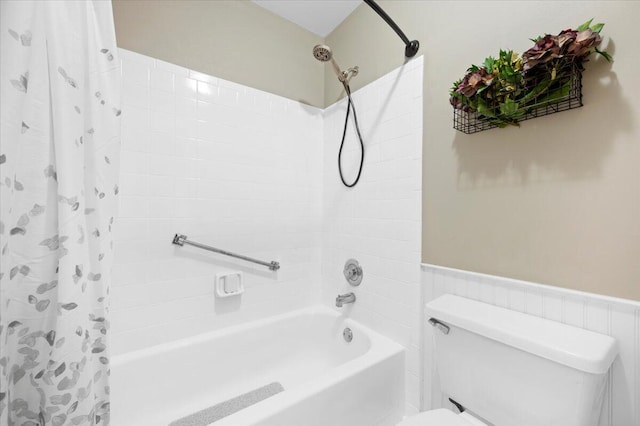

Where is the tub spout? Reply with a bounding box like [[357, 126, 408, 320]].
[[336, 292, 356, 307]]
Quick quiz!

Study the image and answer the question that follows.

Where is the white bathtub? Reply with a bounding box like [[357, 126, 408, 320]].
[[111, 306, 405, 426]]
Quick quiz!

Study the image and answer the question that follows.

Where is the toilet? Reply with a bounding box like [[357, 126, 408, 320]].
[[399, 294, 618, 426]]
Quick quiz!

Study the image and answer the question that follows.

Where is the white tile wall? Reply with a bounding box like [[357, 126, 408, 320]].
[[114, 49, 425, 416], [321, 57, 424, 415], [112, 49, 324, 354], [422, 264, 640, 426]]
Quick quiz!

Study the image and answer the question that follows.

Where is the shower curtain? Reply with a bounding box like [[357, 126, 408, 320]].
[[0, 1, 120, 425]]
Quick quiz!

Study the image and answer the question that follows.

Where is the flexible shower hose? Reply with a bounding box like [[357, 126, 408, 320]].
[[338, 82, 364, 188]]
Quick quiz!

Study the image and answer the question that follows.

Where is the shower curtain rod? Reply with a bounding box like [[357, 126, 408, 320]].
[[363, 0, 419, 58]]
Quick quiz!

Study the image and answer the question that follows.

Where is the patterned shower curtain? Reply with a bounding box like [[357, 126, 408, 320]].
[[0, 1, 120, 425]]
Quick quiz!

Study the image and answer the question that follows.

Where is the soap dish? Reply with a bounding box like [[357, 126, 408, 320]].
[[215, 272, 244, 298]]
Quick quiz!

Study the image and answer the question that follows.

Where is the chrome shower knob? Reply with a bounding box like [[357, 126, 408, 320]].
[[343, 259, 363, 286]]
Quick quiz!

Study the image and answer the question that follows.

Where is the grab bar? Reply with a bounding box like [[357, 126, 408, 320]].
[[172, 234, 280, 271]]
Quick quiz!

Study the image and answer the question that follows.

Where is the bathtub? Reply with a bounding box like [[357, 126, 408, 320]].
[[111, 306, 405, 426]]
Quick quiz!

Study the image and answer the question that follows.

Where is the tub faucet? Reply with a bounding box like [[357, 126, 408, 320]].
[[336, 292, 356, 307]]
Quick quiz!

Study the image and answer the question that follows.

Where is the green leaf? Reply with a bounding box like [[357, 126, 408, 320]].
[[499, 98, 519, 116], [477, 85, 490, 95], [576, 18, 593, 31], [476, 99, 496, 118], [484, 57, 495, 73], [520, 77, 552, 104], [525, 82, 571, 111], [591, 22, 605, 33], [595, 47, 613, 62]]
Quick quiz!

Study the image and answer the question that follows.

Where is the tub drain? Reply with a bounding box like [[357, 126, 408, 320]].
[[343, 327, 353, 342]]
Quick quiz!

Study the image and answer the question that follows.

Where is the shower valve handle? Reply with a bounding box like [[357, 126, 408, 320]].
[[343, 259, 363, 286]]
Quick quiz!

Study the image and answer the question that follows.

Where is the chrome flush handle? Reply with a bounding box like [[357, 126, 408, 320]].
[[428, 318, 450, 335]]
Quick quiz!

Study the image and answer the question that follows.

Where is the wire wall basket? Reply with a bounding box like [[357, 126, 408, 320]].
[[453, 62, 583, 134]]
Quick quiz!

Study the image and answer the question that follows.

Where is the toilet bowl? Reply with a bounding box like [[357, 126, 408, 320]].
[[401, 295, 618, 426], [398, 409, 488, 426]]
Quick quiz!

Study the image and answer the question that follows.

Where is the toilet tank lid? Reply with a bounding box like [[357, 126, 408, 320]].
[[425, 295, 618, 374]]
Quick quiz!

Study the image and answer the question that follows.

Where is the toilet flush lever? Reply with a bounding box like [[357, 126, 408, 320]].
[[428, 318, 450, 335]]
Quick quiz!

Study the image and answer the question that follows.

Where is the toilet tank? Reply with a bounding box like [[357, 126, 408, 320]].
[[426, 295, 618, 426]]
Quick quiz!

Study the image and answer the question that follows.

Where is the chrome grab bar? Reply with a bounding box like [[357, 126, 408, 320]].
[[172, 234, 280, 271]]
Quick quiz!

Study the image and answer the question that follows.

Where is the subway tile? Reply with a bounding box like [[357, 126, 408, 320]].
[[121, 126, 148, 153], [176, 96, 197, 116], [151, 110, 175, 134], [111, 295, 215, 332], [148, 197, 176, 218], [197, 80, 218, 103], [146, 238, 181, 261], [175, 137, 198, 158], [119, 151, 148, 174], [148, 175, 176, 197], [117, 196, 148, 218], [121, 59, 149, 86], [121, 105, 149, 131], [121, 83, 149, 109], [175, 76, 198, 100], [111, 261, 147, 287], [147, 154, 174, 176], [112, 276, 211, 310], [113, 240, 150, 264], [119, 172, 148, 197], [113, 217, 148, 242], [174, 177, 198, 198], [150, 67, 174, 92], [176, 98, 198, 118], [146, 218, 179, 239], [190, 70, 219, 86], [150, 131, 175, 156], [217, 86, 239, 107], [176, 115, 198, 139], [150, 89, 175, 114]]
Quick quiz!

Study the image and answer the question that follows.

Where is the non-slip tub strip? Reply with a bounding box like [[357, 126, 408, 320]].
[[168, 382, 285, 426]]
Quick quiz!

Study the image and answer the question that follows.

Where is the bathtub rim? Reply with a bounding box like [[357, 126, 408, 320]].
[[111, 304, 404, 367]]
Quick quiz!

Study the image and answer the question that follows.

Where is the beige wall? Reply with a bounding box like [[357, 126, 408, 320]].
[[112, 0, 324, 107], [327, 1, 640, 300]]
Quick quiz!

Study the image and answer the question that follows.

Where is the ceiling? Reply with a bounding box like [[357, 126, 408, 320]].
[[252, 0, 361, 37]]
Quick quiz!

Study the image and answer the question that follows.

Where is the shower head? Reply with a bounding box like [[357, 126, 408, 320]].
[[312, 44, 358, 84], [313, 44, 333, 62]]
